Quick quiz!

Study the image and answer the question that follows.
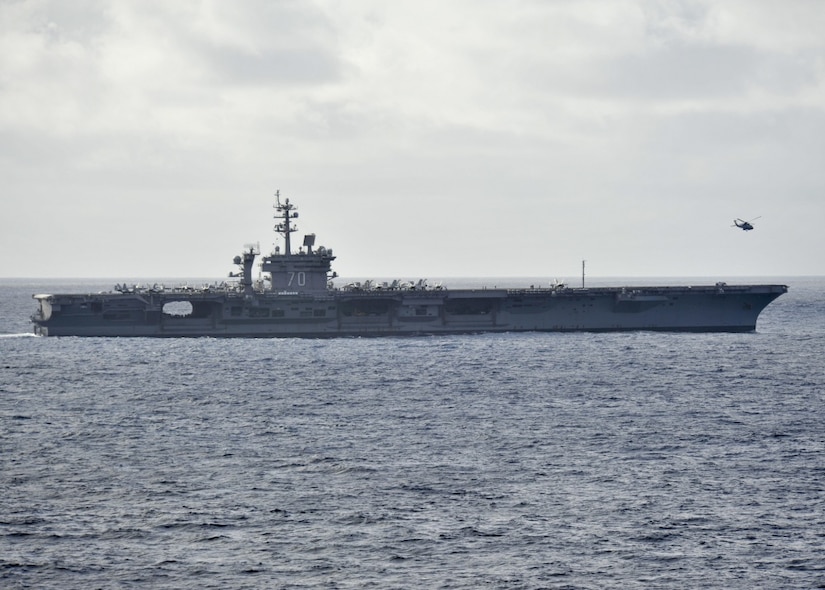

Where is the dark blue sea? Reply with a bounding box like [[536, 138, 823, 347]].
[[2, 277, 824, 589]]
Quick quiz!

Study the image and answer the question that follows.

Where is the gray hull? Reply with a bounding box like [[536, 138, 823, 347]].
[[32, 284, 787, 337]]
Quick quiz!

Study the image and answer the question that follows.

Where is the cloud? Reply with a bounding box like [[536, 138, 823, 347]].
[[1, 0, 824, 278]]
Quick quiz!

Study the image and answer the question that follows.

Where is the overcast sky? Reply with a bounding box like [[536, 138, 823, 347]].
[[2, 0, 823, 280]]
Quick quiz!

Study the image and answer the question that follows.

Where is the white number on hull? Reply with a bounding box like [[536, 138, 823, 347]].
[[288, 272, 306, 287]]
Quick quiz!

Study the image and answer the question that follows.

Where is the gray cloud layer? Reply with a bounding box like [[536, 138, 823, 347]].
[[2, 0, 823, 278]]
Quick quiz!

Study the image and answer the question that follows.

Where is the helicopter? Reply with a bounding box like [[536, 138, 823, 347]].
[[732, 216, 760, 231]]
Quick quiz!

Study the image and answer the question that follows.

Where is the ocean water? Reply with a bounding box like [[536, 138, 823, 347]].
[[1, 277, 824, 589]]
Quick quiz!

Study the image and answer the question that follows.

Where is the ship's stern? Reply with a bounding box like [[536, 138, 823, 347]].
[[31, 294, 53, 336]]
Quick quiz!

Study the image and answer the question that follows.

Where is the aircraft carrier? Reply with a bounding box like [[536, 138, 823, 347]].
[[32, 193, 787, 337]]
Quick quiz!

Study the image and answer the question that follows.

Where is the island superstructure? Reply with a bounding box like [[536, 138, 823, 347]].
[[32, 192, 787, 337]]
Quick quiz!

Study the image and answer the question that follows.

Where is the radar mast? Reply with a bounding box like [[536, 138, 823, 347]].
[[273, 190, 299, 256]]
